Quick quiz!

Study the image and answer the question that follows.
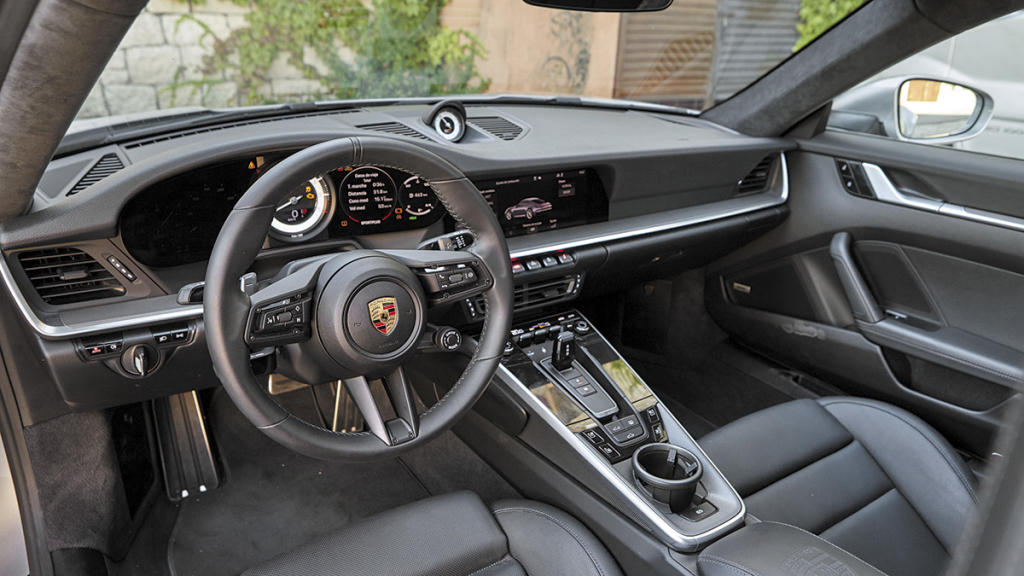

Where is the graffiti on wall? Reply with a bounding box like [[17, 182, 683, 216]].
[[540, 12, 592, 94]]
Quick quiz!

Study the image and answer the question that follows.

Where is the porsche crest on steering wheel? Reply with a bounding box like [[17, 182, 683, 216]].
[[368, 296, 399, 335]]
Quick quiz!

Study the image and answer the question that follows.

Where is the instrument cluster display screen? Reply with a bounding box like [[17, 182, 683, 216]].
[[472, 168, 608, 237]]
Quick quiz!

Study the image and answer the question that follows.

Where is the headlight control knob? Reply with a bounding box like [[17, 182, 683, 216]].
[[121, 344, 156, 377]]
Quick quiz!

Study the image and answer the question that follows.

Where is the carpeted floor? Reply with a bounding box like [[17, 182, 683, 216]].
[[165, 388, 518, 576]]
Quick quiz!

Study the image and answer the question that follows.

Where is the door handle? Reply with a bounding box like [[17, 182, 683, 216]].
[[829, 232, 884, 323]]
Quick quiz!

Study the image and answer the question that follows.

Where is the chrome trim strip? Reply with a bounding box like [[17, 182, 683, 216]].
[[495, 362, 745, 551], [864, 162, 1024, 233], [509, 152, 789, 259], [0, 252, 202, 339], [938, 204, 1024, 233], [3, 154, 788, 339]]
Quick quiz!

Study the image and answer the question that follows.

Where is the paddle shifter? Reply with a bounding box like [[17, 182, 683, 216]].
[[552, 331, 577, 370]]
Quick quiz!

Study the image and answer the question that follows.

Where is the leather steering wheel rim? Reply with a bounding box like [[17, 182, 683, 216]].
[[204, 136, 513, 461]]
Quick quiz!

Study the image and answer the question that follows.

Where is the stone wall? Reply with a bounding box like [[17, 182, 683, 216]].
[[78, 0, 332, 118]]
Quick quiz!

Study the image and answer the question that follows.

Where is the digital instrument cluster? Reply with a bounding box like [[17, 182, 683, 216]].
[[121, 154, 445, 267], [267, 164, 443, 242]]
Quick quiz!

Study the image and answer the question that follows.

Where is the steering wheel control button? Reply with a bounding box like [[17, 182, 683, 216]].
[[248, 293, 312, 347], [420, 263, 480, 295]]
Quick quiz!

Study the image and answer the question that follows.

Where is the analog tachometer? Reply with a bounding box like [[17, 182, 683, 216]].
[[270, 176, 334, 241]]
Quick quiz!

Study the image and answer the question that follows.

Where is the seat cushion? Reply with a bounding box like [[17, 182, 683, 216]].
[[243, 491, 622, 576], [699, 397, 978, 576]]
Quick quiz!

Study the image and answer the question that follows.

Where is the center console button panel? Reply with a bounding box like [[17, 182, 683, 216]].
[[503, 311, 659, 461]]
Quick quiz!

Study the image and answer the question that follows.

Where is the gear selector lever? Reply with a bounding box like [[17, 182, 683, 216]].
[[552, 331, 576, 370]]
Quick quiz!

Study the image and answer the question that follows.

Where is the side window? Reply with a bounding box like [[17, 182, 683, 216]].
[[828, 11, 1024, 161]]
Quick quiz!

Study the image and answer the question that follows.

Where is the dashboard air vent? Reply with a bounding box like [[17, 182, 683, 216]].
[[473, 274, 582, 314], [356, 122, 430, 141], [736, 156, 776, 194], [18, 247, 125, 305], [123, 109, 361, 149], [468, 116, 524, 141], [67, 153, 125, 196]]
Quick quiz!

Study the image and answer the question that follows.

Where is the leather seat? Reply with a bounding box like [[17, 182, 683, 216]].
[[699, 397, 978, 576], [243, 491, 622, 576]]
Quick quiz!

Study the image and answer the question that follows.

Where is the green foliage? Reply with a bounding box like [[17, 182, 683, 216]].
[[179, 0, 490, 106], [794, 0, 865, 51]]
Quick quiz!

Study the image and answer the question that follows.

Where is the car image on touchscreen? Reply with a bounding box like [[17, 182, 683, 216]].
[[475, 168, 605, 237]]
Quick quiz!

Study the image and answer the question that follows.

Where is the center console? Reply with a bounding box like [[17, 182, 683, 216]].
[[490, 310, 745, 552]]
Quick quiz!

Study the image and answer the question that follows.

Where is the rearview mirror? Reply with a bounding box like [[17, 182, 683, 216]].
[[523, 0, 672, 12], [897, 79, 991, 142]]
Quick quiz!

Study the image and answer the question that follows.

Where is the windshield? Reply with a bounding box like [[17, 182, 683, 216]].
[[75, 0, 865, 122]]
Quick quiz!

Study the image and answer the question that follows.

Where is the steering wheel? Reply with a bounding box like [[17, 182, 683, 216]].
[[204, 137, 513, 461]]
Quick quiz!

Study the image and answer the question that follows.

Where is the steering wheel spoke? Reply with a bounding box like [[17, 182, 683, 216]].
[[383, 366, 419, 441], [343, 367, 419, 446], [381, 249, 493, 307]]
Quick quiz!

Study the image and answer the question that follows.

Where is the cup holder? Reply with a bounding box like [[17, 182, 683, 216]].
[[632, 442, 703, 513]]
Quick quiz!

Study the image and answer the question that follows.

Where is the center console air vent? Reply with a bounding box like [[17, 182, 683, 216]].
[[472, 274, 582, 315], [736, 155, 776, 195], [356, 122, 429, 141], [468, 116, 524, 141], [18, 247, 125, 305], [67, 153, 125, 196]]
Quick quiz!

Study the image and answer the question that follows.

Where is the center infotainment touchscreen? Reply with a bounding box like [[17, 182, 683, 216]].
[[472, 168, 608, 237]]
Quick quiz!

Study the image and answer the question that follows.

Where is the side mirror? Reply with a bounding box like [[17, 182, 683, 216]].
[[523, 0, 672, 12], [896, 79, 993, 143], [830, 77, 993, 145]]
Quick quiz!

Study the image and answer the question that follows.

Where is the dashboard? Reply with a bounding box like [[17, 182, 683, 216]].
[[0, 102, 791, 413], [119, 152, 609, 268]]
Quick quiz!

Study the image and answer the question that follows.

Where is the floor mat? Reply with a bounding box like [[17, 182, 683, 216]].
[[168, 389, 517, 576]]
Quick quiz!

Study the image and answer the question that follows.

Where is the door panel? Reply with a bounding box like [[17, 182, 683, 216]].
[[707, 138, 1024, 457]]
